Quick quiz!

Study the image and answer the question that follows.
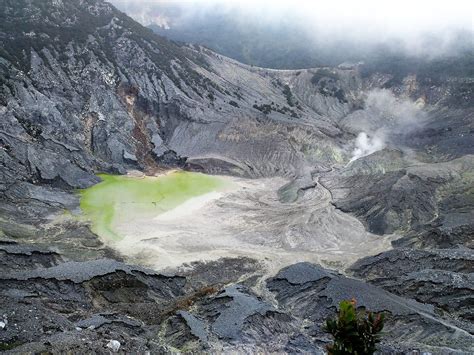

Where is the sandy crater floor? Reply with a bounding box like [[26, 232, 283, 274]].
[[108, 175, 396, 274]]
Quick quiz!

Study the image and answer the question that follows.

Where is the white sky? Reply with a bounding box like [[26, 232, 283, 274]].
[[111, 0, 474, 50], [112, 0, 473, 32]]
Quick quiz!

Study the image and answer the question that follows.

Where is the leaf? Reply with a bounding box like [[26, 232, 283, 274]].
[[323, 299, 385, 355]]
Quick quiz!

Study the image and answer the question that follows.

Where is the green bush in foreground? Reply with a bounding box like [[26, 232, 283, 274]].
[[324, 299, 385, 355]]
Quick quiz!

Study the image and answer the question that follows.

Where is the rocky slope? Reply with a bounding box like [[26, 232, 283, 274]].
[[0, 0, 473, 353], [2, 244, 473, 353]]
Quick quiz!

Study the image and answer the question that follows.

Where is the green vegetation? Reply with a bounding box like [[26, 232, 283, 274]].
[[79, 171, 230, 241], [253, 102, 299, 118], [253, 103, 272, 114], [233, 91, 243, 100], [311, 69, 340, 85], [324, 299, 385, 355], [0, 340, 24, 351], [309, 69, 347, 103], [282, 84, 296, 107]]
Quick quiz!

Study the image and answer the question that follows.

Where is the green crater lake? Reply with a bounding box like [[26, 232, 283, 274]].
[[79, 171, 230, 241]]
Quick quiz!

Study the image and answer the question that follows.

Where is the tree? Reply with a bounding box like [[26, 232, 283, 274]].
[[324, 299, 384, 355]]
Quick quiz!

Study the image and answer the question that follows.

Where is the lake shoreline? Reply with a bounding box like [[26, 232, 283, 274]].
[[78, 171, 234, 241]]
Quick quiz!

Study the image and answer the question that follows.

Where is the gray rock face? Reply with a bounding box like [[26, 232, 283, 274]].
[[350, 248, 474, 330], [0, 249, 187, 353], [1, 240, 473, 353], [0, 0, 473, 353], [268, 263, 474, 353], [159, 261, 474, 353], [394, 221, 474, 249], [0, 240, 61, 273], [269, 262, 434, 317], [321, 153, 474, 236], [350, 248, 473, 277], [211, 285, 274, 340], [1, 258, 168, 283], [0, 0, 348, 193], [1, 0, 471, 233], [177, 311, 208, 342]]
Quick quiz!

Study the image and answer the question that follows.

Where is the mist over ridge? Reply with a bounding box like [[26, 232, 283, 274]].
[[110, 0, 474, 68]]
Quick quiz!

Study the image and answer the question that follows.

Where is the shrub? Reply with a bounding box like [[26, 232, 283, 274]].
[[324, 299, 384, 355], [282, 84, 295, 106], [311, 69, 339, 85], [253, 103, 272, 114]]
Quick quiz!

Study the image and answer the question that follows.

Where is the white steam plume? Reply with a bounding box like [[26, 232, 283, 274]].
[[350, 132, 386, 163], [345, 89, 427, 163]]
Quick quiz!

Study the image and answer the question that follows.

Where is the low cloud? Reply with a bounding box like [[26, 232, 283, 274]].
[[110, 0, 473, 59]]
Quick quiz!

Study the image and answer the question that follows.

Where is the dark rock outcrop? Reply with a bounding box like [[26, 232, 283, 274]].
[[350, 248, 474, 330]]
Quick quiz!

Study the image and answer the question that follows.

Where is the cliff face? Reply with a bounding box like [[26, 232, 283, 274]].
[[0, 3, 345, 226], [0, 0, 350, 216], [0, 0, 473, 353], [1, 0, 471, 191]]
